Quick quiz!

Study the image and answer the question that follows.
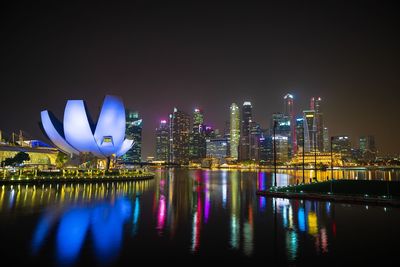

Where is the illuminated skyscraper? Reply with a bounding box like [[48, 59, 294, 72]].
[[332, 135, 351, 157], [323, 127, 329, 152], [259, 130, 273, 163], [170, 108, 190, 164], [230, 103, 240, 160], [206, 138, 229, 159], [303, 110, 316, 153], [295, 117, 304, 153], [359, 135, 377, 160], [250, 121, 262, 161], [155, 120, 169, 161], [271, 112, 291, 159], [310, 97, 324, 151], [123, 110, 142, 163], [273, 135, 289, 163], [239, 101, 252, 161], [284, 93, 296, 154], [189, 108, 206, 160]]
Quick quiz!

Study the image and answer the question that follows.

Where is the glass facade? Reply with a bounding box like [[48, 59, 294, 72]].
[[123, 110, 142, 163]]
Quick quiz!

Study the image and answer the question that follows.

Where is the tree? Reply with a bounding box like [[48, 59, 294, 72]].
[[56, 152, 70, 168], [2, 152, 30, 166], [14, 152, 30, 164]]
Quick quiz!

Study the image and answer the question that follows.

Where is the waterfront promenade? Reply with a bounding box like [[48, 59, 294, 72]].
[[257, 180, 400, 207]]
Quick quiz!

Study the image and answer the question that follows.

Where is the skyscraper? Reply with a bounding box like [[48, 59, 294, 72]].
[[359, 135, 377, 161], [230, 103, 240, 160], [295, 117, 304, 153], [284, 93, 296, 154], [170, 108, 190, 164], [332, 135, 351, 157], [303, 110, 316, 153], [206, 138, 229, 159], [271, 112, 291, 159], [239, 101, 252, 161], [323, 127, 329, 152], [310, 97, 324, 151], [189, 108, 206, 160], [259, 130, 273, 163], [155, 120, 169, 161], [123, 110, 142, 163], [249, 121, 262, 161]]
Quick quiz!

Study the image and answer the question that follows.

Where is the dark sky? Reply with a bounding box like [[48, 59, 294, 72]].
[[1, 1, 399, 157]]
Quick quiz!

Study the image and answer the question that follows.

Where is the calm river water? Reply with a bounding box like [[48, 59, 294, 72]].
[[0, 169, 399, 266]]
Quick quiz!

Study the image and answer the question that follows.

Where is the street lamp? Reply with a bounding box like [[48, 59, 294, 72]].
[[330, 136, 334, 193], [314, 131, 317, 182], [330, 136, 334, 179], [302, 125, 305, 184], [273, 120, 277, 187]]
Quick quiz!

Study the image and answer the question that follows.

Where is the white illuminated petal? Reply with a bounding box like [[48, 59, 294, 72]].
[[63, 100, 104, 157], [41, 110, 79, 156], [94, 95, 126, 157], [116, 139, 134, 157]]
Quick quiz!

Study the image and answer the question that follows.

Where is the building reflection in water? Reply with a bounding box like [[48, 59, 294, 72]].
[[0, 169, 351, 264], [230, 171, 240, 250], [191, 170, 203, 253], [16, 181, 152, 266]]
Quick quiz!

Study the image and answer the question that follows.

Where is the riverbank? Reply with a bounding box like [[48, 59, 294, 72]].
[[257, 180, 400, 207], [0, 173, 155, 184]]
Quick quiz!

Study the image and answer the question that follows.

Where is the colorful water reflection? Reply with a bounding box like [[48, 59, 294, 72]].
[[1, 169, 397, 265]]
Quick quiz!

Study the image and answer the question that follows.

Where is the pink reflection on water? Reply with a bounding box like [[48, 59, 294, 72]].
[[156, 195, 166, 234]]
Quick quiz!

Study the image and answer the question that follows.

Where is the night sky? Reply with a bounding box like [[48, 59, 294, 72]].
[[1, 1, 399, 157]]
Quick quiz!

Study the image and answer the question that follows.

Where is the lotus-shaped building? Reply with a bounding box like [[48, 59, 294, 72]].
[[40, 95, 133, 158]]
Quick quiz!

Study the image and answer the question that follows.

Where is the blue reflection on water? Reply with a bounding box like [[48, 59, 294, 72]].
[[57, 208, 90, 264], [32, 197, 132, 266], [132, 197, 140, 236], [91, 199, 131, 264], [298, 208, 306, 232], [31, 213, 55, 255]]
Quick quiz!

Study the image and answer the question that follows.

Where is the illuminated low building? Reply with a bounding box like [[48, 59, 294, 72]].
[[290, 151, 343, 166], [0, 145, 58, 166]]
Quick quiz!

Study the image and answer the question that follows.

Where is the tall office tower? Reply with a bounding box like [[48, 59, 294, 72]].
[[271, 112, 292, 159], [295, 117, 304, 153], [249, 121, 262, 161], [323, 127, 329, 152], [359, 135, 377, 160], [273, 135, 290, 163], [155, 120, 170, 161], [239, 101, 252, 161], [303, 110, 316, 153], [170, 107, 190, 164], [189, 108, 206, 160], [284, 93, 297, 154], [259, 130, 273, 163], [206, 138, 229, 159], [331, 135, 351, 157], [310, 96, 324, 151], [230, 103, 240, 160], [123, 110, 142, 163], [223, 120, 231, 157]]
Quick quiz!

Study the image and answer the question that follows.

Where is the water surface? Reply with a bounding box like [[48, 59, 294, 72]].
[[0, 169, 399, 266]]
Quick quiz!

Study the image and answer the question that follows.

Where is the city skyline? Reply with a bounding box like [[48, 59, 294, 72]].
[[1, 1, 399, 157], [0, 92, 392, 158]]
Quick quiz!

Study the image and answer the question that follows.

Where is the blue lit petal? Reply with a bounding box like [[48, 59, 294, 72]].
[[41, 110, 79, 156], [116, 139, 134, 157], [63, 100, 104, 157], [94, 95, 126, 157]]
